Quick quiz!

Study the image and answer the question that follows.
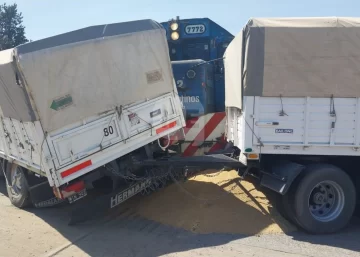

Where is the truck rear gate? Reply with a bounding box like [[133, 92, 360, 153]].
[[47, 93, 182, 186]]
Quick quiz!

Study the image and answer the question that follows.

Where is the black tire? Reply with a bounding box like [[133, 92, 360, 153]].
[[292, 163, 356, 234], [280, 191, 298, 224], [5, 163, 32, 208], [279, 171, 307, 227], [275, 189, 304, 230]]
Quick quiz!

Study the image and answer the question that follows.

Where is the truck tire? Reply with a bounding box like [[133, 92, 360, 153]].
[[292, 164, 356, 234], [5, 163, 32, 208], [279, 171, 306, 227], [279, 191, 298, 224]]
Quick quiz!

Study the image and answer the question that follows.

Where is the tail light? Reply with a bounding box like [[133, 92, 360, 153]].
[[53, 180, 85, 199]]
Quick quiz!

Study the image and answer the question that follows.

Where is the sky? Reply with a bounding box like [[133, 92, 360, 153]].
[[7, 0, 360, 41]]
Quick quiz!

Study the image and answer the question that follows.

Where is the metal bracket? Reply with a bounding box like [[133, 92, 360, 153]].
[[0, 159, 7, 179], [144, 145, 154, 160], [116, 105, 123, 120], [45, 155, 56, 163], [238, 166, 251, 179], [1, 160, 12, 188], [197, 141, 214, 149], [238, 153, 247, 166]]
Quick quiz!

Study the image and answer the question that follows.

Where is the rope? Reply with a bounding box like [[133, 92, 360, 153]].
[[279, 94, 288, 116], [243, 112, 262, 161]]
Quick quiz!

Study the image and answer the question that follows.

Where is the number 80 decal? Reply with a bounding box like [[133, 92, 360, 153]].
[[104, 126, 114, 137]]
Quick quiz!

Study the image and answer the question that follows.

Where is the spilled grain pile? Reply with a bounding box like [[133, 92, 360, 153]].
[[135, 169, 296, 235]]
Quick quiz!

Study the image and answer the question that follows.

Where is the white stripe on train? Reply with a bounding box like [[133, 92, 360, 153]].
[[181, 112, 226, 156]]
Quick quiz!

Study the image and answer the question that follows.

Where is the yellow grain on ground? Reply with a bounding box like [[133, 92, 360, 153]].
[[135, 169, 297, 235]]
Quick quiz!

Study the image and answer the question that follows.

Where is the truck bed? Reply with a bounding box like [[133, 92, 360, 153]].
[[227, 96, 360, 157]]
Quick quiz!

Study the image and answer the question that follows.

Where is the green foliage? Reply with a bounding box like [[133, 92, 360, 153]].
[[0, 3, 28, 50]]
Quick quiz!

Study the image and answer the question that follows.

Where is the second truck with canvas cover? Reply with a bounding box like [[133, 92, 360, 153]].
[[224, 17, 360, 234]]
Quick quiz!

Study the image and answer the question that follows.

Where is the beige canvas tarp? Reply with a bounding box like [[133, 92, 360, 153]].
[[0, 19, 175, 132], [224, 17, 360, 109]]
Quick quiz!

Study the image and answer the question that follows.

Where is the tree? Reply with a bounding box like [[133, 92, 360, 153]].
[[0, 3, 28, 50]]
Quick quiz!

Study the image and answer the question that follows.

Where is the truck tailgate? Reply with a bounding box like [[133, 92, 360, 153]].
[[47, 93, 183, 186]]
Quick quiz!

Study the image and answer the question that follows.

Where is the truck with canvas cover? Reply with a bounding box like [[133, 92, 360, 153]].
[[0, 19, 185, 209], [224, 17, 360, 234]]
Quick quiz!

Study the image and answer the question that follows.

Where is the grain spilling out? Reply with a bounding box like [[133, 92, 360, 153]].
[[135, 170, 296, 235]]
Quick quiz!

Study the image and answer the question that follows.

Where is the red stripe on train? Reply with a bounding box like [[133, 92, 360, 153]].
[[182, 113, 226, 157], [183, 117, 199, 134]]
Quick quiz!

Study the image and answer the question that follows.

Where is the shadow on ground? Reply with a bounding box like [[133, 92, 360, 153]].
[[1, 175, 360, 257]]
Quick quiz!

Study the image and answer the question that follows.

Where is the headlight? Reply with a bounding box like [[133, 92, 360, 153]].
[[170, 22, 179, 31], [171, 32, 180, 41], [186, 70, 196, 79]]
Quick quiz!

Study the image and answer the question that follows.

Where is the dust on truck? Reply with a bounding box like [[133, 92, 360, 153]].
[[224, 17, 360, 234], [0, 19, 185, 209]]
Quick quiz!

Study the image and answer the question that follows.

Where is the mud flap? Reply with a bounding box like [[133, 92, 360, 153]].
[[28, 181, 66, 208], [260, 161, 304, 195], [68, 179, 152, 225]]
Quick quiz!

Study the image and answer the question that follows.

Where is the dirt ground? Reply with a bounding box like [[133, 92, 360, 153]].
[[0, 177, 360, 257]]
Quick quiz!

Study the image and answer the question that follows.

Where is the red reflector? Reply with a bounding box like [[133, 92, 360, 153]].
[[61, 160, 92, 178], [63, 180, 85, 193], [156, 121, 177, 134]]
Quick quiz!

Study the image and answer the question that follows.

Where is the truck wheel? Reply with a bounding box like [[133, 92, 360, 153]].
[[293, 164, 356, 234], [5, 163, 32, 208]]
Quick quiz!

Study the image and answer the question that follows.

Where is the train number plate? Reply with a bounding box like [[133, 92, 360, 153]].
[[185, 24, 206, 34]]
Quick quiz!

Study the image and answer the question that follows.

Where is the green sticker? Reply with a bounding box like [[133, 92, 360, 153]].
[[50, 94, 73, 111]]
